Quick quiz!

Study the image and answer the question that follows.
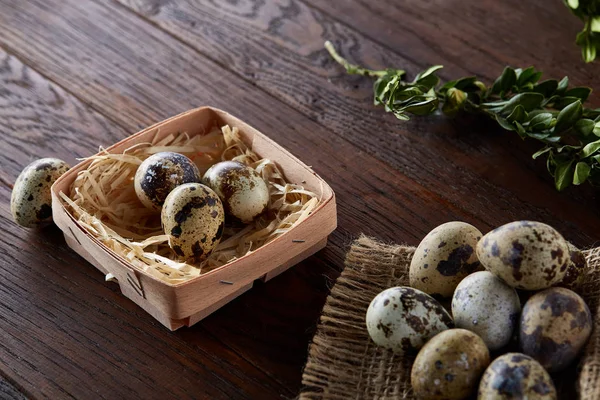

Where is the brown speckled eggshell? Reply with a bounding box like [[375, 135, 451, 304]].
[[11, 158, 70, 228], [477, 221, 569, 290], [161, 183, 225, 263], [365, 286, 454, 354], [557, 243, 587, 290], [409, 221, 483, 298], [134, 152, 201, 211], [203, 161, 269, 223], [411, 328, 490, 400], [519, 287, 592, 372], [478, 353, 556, 399]]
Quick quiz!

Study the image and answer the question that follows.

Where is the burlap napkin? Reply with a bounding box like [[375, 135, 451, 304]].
[[300, 235, 600, 399]]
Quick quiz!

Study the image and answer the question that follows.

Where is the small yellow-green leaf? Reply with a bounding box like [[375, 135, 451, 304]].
[[573, 162, 591, 185], [555, 160, 574, 191], [582, 139, 600, 157]]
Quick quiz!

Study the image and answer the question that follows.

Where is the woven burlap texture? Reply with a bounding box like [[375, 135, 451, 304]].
[[300, 235, 600, 400]]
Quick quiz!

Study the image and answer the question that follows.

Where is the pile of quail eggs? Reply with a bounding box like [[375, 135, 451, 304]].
[[11, 153, 270, 263], [366, 220, 591, 400]]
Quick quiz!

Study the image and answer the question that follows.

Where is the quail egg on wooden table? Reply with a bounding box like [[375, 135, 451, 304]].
[[409, 221, 483, 298], [452, 271, 520, 350], [11, 158, 70, 228], [365, 286, 453, 354], [411, 328, 490, 400], [203, 161, 269, 223], [477, 221, 570, 290], [519, 287, 592, 372], [161, 183, 225, 262], [478, 353, 557, 400], [134, 152, 201, 211]]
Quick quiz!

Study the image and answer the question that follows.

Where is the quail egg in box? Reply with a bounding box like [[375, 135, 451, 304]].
[[11, 158, 70, 228], [478, 353, 557, 400], [477, 221, 569, 290], [161, 183, 225, 262], [134, 152, 201, 211], [409, 221, 483, 298], [365, 286, 453, 354], [203, 161, 269, 223], [519, 287, 592, 372], [558, 243, 587, 290], [452, 271, 520, 350], [411, 329, 490, 400]]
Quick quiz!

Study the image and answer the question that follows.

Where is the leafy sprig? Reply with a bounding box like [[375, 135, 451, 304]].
[[325, 41, 600, 191], [564, 0, 600, 62]]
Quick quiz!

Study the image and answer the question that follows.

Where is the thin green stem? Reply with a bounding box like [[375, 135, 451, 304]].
[[324, 41, 392, 78]]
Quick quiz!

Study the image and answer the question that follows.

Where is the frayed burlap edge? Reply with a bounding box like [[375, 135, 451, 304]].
[[300, 236, 600, 400]]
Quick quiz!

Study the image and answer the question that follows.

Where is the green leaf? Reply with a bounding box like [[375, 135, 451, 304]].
[[442, 88, 468, 117], [414, 65, 443, 87], [496, 115, 516, 131], [592, 17, 600, 32], [454, 77, 478, 91], [582, 139, 600, 157], [528, 112, 554, 130], [554, 159, 575, 191], [554, 100, 583, 133], [557, 76, 569, 94], [532, 147, 552, 159], [575, 118, 596, 136], [595, 121, 600, 136], [552, 96, 582, 109], [566, 0, 579, 9], [439, 80, 457, 92], [498, 93, 545, 113], [573, 161, 591, 185], [499, 67, 517, 92], [546, 136, 563, 143], [565, 87, 592, 101], [515, 121, 527, 138], [507, 104, 528, 123], [528, 132, 551, 140], [583, 41, 597, 63], [400, 98, 439, 116], [517, 67, 538, 86], [533, 80, 558, 97]]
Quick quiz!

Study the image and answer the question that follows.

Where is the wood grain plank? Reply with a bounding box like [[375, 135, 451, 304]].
[[0, 48, 305, 399], [112, 0, 600, 245], [0, 374, 27, 400], [305, 0, 600, 90], [0, 3, 478, 395]]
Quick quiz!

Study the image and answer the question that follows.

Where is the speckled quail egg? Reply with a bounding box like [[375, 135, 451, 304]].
[[161, 183, 225, 262], [11, 158, 70, 228], [411, 329, 490, 400], [519, 287, 592, 372], [558, 243, 587, 290], [452, 271, 520, 351], [365, 286, 454, 354], [478, 353, 557, 400], [134, 152, 201, 211], [409, 222, 483, 298], [203, 161, 269, 223], [477, 221, 569, 290]]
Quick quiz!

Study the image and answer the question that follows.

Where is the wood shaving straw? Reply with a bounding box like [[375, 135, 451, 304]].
[[60, 125, 319, 284]]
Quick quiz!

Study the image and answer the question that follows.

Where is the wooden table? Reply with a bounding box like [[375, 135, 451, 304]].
[[0, 1, 598, 398]]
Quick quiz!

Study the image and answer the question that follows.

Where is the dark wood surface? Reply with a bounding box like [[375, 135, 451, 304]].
[[0, 0, 598, 398]]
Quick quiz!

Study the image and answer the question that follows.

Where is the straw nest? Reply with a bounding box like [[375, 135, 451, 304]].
[[60, 125, 319, 284]]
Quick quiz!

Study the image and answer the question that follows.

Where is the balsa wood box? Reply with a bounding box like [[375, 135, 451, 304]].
[[51, 107, 337, 330]]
